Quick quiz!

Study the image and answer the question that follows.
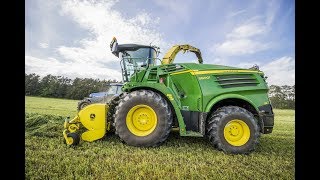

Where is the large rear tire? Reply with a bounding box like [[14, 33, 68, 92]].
[[206, 106, 260, 154], [115, 90, 172, 147]]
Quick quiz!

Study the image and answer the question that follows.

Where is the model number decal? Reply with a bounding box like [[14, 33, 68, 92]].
[[198, 76, 210, 80]]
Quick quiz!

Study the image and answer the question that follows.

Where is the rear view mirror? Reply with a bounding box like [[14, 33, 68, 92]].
[[110, 37, 119, 57]]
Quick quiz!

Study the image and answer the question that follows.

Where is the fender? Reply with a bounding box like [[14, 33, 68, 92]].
[[205, 93, 259, 113]]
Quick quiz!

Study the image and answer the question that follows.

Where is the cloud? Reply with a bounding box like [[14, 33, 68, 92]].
[[39, 43, 49, 49], [266, 0, 280, 26], [211, 3, 279, 57], [226, 22, 267, 39], [57, 0, 167, 63], [25, 55, 122, 80], [213, 39, 269, 56], [153, 0, 191, 23], [208, 1, 292, 85], [260, 56, 295, 86], [128, 12, 160, 26], [26, 0, 168, 80], [236, 56, 295, 86], [227, 9, 247, 18]]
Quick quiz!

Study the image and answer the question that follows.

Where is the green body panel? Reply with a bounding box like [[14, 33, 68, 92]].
[[179, 63, 269, 112], [122, 63, 270, 136], [170, 73, 202, 111], [196, 74, 269, 112], [130, 70, 146, 82]]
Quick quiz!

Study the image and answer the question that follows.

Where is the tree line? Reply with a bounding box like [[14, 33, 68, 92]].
[[25, 73, 119, 100], [25, 73, 295, 109], [268, 85, 295, 109]]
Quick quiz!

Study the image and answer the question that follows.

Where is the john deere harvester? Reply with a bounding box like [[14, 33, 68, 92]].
[[63, 37, 274, 154]]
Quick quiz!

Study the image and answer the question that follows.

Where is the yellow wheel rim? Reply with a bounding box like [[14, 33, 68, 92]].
[[126, 104, 157, 136], [223, 119, 250, 146], [66, 137, 73, 145]]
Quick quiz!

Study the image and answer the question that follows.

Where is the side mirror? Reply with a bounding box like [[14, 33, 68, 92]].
[[110, 37, 119, 57]]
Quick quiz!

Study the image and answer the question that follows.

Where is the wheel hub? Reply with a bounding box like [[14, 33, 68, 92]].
[[230, 127, 239, 136], [126, 105, 157, 136], [224, 119, 250, 146]]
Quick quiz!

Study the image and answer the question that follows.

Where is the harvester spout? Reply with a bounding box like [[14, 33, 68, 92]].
[[161, 44, 203, 65]]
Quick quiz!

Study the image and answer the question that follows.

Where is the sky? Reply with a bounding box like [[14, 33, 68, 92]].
[[25, 0, 295, 85]]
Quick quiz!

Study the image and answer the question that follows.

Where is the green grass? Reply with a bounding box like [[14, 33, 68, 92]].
[[25, 96, 295, 179], [25, 96, 79, 117]]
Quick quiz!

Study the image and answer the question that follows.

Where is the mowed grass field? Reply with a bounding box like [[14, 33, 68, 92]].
[[25, 96, 295, 179]]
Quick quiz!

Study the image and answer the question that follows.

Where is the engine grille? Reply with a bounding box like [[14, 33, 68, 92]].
[[214, 74, 259, 88]]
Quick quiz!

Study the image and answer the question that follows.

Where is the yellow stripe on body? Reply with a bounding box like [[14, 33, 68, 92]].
[[190, 69, 262, 75], [170, 69, 262, 76]]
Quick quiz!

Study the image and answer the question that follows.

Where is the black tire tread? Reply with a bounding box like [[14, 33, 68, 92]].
[[114, 90, 172, 147], [206, 106, 260, 154], [107, 95, 121, 132], [67, 132, 80, 146]]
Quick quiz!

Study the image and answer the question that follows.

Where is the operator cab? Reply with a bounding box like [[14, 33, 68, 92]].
[[110, 37, 159, 82]]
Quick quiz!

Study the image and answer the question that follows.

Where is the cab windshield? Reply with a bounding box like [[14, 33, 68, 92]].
[[124, 48, 157, 66], [120, 47, 157, 82]]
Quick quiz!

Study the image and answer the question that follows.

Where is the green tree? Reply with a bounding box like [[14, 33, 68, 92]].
[[269, 85, 295, 109], [24, 73, 123, 100], [39, 74, 59, 97], [25, 73, 41, 96]]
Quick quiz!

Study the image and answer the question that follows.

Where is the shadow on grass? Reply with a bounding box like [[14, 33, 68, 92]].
[[102, 130, 209, 146], [101, 130, 293, 155]]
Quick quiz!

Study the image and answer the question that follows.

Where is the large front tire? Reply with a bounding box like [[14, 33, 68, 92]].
[[115, 90, 172, 147], [107, 95, 121, 133], [206, 106, 260, 154]]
